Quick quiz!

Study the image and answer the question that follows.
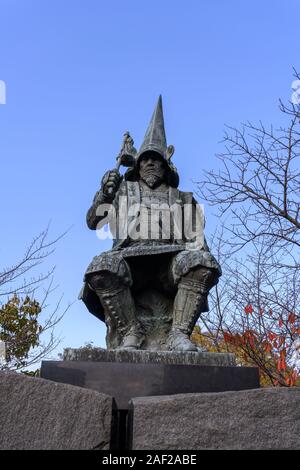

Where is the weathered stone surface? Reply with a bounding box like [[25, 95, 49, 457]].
[[63, 347, 236, 367], [42, 359, 258, 410], [0, 371, 113, 450], [130, 388, 300, 450]]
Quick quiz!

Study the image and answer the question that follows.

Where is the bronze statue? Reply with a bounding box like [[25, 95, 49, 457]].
[[79, 96, 221, 351]]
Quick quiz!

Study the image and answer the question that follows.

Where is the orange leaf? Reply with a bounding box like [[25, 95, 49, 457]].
[[276, 357, 287, 372], [249, 335, 255, 349], [288, 313, 296, 324], [285, 376, 290, 386], [268, 332, 277, 342], [223, 332, 233, 343], [280, 349, 286, 361], [264, 342, 272, 353]]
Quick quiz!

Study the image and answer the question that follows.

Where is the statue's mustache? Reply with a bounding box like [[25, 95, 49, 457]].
[[141, 166, 162, 175]]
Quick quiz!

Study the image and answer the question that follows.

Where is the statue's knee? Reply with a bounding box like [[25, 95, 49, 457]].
[[85, 253, 132, 290], [184, 266, 210, 280], [87, 271, 120, 290], [183, 267, 217, 291]]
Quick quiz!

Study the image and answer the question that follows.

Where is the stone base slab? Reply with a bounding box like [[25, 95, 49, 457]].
[[129, 388, 300, 450], [0, 371, 113, 450], [41, 357, 259, 409], [63, 347, 236, 366]]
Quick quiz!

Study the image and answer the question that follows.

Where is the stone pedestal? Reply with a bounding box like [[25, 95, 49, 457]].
[[63, 347, 236, 366], [41, 348, 259, 409], [41, 349, 259, 449]]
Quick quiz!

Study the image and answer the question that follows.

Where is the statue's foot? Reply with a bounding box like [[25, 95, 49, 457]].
[[167, 329, 197, 352], [119, 325, 144, 350]]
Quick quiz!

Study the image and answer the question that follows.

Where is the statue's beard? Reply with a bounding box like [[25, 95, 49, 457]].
[[140, 171, 164, 188]]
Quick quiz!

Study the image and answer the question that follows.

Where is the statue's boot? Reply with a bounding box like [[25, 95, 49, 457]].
[[167, 275, 208, 352], [98, 284, 144, 350]]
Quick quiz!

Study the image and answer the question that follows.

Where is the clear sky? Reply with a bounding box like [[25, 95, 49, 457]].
[[0, 0, 299, 360]]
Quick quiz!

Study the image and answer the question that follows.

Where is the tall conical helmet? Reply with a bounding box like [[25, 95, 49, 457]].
[[138, 95, 174, 161], [125, 95, 179, 187]]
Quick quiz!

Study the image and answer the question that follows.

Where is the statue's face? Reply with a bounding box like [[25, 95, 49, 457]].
[[139, 152, 166, 188]]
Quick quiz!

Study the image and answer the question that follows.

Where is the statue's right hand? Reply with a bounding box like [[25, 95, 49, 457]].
[[101, 169, 122, 197]]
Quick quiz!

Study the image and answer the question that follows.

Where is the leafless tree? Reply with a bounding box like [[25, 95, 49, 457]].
[[195, 70, 300, 385], [197, 69, 300, 271], [0, 225, 70, 371]]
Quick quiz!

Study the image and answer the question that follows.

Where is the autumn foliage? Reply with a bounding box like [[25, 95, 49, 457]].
[[192, 302, 300, 387], [0, 228, 69, 371], [0, 295, 42, 369]]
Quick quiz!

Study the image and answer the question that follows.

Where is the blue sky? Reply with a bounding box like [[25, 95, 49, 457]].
[[0, 0, 299, 359]]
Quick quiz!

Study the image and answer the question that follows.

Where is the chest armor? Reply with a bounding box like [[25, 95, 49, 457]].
[[124, 181, 184, 244], [139, 185, 171, 241]]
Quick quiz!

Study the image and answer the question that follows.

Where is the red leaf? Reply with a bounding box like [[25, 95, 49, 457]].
[[264, 342, 272, 353], [285, 376, 290, 386], [223, 332, 232, 343], [280, 349, 286, 361], [279, 335, 286, 347], [268, 332, 277, 342], [244, 304, 253, 314], [277, 357, 287, 372], [288, 313, 296, 324], [278, 318, 283, 328]]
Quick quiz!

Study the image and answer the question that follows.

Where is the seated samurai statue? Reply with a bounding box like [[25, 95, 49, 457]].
[[79, 96, 221, 352]]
